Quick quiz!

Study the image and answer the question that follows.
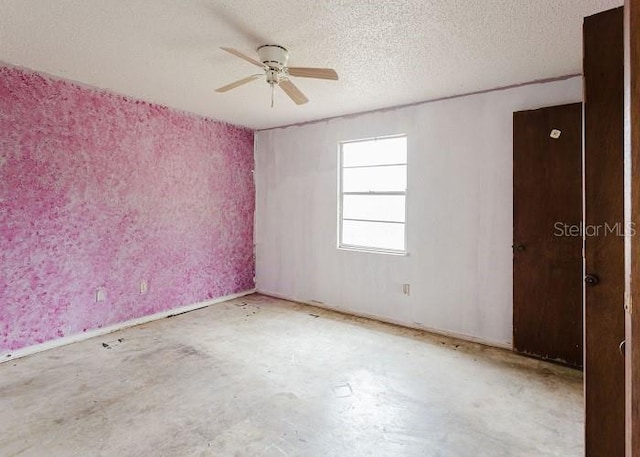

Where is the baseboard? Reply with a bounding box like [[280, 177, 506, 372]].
[[1, 288, 256, 363], [257, 289, 512, 351]]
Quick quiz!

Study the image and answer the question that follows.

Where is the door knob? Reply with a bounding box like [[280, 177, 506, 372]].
[[620, 340, 626, 356], [585, 274, 600, 286]]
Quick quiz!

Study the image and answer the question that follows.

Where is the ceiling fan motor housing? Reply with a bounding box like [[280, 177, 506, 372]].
[[257, 45, 289, 70]]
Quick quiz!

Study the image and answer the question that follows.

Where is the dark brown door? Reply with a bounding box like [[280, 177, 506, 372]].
[[513, 103, 583, 368], [624, 1, 640, 455], [584, 7, 626, 457]]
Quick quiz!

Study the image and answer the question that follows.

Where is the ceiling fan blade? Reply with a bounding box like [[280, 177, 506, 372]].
[[220, 47, 265, 68], [215, 75, 260, 93], [279, 79, 309, 105], [287, 67, 338, 80]]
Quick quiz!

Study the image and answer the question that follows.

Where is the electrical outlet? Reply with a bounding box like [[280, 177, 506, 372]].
[[139, 280, 148, 294], [402, 284, 410, 296], [96, 288, 106, 302]]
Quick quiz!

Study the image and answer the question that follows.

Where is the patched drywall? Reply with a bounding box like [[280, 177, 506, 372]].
[[255, 76, 583, 348], [0, 65, 255, 352]]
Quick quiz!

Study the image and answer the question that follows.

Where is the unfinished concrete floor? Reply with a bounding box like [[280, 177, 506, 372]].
[[0, 294, 583, 457]]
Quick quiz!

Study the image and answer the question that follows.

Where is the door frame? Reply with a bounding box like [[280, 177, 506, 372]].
[[624, 1, 640, 455]]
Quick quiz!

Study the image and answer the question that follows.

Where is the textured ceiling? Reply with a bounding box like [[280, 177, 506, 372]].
[[0, 0, 622, 129]]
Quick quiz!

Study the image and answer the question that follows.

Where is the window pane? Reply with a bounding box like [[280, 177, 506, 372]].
[[342, 165, 406, 192], [343, 195, 405, 222], [342, 220, 405, 251], [342, 136, 407, 167]]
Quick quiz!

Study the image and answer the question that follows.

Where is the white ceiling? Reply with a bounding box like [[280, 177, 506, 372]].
[[0, 0, 622, 130]]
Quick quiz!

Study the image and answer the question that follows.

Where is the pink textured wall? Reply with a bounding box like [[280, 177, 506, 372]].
[[0, 65, 255, 353]]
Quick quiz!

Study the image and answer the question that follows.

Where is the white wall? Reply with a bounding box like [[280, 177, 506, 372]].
[[254, 77, 582, 348]]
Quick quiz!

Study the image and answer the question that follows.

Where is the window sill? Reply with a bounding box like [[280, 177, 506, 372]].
[[337, 246, 409, 256]]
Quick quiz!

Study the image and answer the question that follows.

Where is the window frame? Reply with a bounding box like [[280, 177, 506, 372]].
[[337, 134, 408, 255]]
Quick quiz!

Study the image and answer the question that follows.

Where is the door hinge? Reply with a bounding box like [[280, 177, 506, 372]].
[[625, 295, 633, 315]]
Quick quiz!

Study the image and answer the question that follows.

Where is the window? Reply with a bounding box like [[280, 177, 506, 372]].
[[338, 135, 407, 254]]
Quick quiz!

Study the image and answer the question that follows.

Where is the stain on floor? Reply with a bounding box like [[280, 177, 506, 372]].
[[0, 294, 583, 457]]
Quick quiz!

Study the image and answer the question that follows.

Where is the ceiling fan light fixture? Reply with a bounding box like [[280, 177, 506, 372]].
[[265, 68, 280, 85]]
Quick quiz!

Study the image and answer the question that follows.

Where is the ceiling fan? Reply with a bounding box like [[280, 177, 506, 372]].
[[215, 45, 338, 107]]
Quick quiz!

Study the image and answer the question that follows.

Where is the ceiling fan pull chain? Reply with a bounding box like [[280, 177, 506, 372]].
[[271, 83, 274, 108]]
